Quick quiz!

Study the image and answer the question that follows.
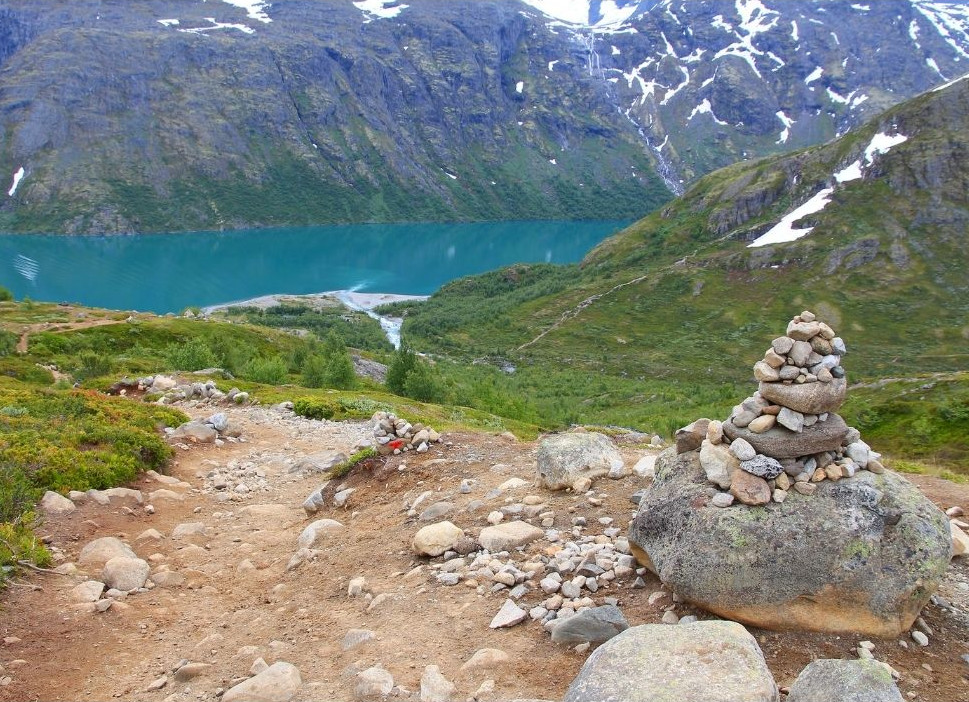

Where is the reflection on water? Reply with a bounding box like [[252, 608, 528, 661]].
[[0, 220, 629, 313]]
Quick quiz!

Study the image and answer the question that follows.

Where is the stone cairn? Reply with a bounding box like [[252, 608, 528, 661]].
[[677, 311, 883, 507], [372, 411, 442, 455]]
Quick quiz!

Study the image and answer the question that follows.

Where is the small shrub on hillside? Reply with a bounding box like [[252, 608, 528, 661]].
[[165, 337, 217, 371], [293, 397, 339, 420], [0, 286, 12, 302], [0, 330, 17, 357], [301, 354, 328, 388], [322, 331, 355, 390], [386, 346, 418, 395], [74, 349, 113, 380], [242, 356, 288, 385], [403, 361, 444, 403]]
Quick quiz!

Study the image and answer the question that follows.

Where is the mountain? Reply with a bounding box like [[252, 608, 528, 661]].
[[0, 0, 968, 233], [398, 72, 969, 432]]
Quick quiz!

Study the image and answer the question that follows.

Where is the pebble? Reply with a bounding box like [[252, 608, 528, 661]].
[[911, 631, 929, 647]]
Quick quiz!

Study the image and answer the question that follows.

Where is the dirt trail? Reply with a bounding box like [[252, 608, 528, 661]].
[[1, 401, 968, 702]]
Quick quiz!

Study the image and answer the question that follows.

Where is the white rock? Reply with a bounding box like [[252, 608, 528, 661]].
[[71, 580, 105, 603], [460, 648, 510, 672], [489, 599, 527, 628], [412, 521, 463, 557], [223, 661, 301, 702], [296, 519, 344, 549], [40, 490, 75, 516], [101, 557, 150, 592], [478, 522, 543, 552], [355, 666, 394, 699], [78, 537, 137, 567], [632, 455, 656, 479], [420, 665, 454, 702]]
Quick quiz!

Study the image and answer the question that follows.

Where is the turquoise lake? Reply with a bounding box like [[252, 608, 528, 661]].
[[0, 220, 629, 313]]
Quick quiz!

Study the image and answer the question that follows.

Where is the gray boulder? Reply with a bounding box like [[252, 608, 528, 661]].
[[79, 537, 137, 567], [536, 432, 623, 490], [170, 421, 217, 444], [787, 659, 903, 702], [723, 414, 848, 459], [563, 621, 778, 702], [101, 556, 150, 592], [628, 449, 952, 636], [550, 605, 629, 646], [40, 490, 75, 516]]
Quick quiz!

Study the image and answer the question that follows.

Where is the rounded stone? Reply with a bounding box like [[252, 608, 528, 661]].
[[101, 557, 150, 592], [536, 432, 623, 490], [412, 521, 464, 557], [629, 449, 952, 636]]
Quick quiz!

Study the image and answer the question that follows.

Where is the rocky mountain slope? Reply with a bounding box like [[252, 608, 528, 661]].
[[0, 0, 968, 233], [398, 71, 969, 431]]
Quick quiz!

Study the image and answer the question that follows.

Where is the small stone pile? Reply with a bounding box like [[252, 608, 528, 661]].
[[111, 374, 250, 405], [678, 311, 883, 507], [372, 411, 442, 455]]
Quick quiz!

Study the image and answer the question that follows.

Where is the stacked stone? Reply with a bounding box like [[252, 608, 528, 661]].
[[372, 411, 442, 455], [677, 311, 885, 507]]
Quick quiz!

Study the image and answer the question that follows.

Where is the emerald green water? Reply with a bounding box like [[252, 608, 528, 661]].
[[0, 220, 628, 313]]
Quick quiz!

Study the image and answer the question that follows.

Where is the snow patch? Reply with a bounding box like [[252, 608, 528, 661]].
[[353, 0, 408, 21], [221, 0, 271, 23], [687, 99, 727, 125], [516, 81, 524, 94], [775, 111, 794, 144], [443, 171, 458, 180], [834, 160, 863, 183], [547, 59, 559, 71], [7, 166, 24, 197], [926, 57, 946, 79], [851, 4, 870, 11], [179, 18, 255, 34], [804, 66, 823, 85], [611, 45, 621, 55], [864, 132, 908, 163], [748, 188, 834, 248], [519, 0, 637, 28], [791, 20, 799, 41], [157, 18, 180, 27], [549, 158, 557, 165], [913, 1, 969, 60]]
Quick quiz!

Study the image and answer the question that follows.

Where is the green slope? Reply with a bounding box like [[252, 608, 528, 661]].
[[396, 76, 969, 461]]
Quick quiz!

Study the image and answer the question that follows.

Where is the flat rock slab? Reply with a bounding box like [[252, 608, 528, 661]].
[[723, 414, 848, 460], [758, 377, 846, 414], [550, 605, 629, 646], [223, 661, 301, 702], [786, 659, 903, 702], [478, 521, 544, 552], [563, 621, 778, 702], [489, 599, 527, 628]]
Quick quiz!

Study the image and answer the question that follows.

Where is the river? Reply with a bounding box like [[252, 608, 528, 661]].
[[0, 220, 629, 313]]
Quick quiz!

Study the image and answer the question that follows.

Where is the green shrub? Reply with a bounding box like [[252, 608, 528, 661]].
[[0, 330, 17, 356], [403, 361, 444, 403], [0, 286, 12, 302], [322, 331, 355, 390], [165, 337, 217, 371], [386, 346, 417, 395], [242, 356, 288, 385], [293, 397, 339, 420], [74, 349, 113, 380], [301, 354, 328, 388]]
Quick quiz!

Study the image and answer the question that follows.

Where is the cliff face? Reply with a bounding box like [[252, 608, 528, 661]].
[[0, 0, 967, 234]]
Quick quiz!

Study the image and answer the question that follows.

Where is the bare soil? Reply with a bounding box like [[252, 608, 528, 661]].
[[1, 403, 967, 702]]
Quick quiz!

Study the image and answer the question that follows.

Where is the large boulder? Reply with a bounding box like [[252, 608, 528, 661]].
[[563, 621, 778, 702], [786, 659, 903, 702], [723, 413, 848, 459], [549, 605, 629, 646], [536, 432, 623, 490], [412, 521, 464, 557], [628, 449, 952, 636], [101, 556, 150, 592], [40, 490, 75, 516], [758, 377, 846, 414], [296, 519, 344, 549], [170, 421, 217, 444]]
